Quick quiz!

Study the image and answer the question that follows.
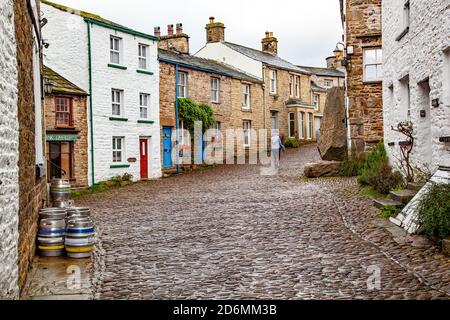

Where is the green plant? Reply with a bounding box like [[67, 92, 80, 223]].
[[178, 98, 216, 133], [367, 163, 404, 194], [284, 136, 300, 148], [417, 183, 450, 241], [358, 142, 388, 185], [339, 153, 365, 177], [379, 205, 400, 218]]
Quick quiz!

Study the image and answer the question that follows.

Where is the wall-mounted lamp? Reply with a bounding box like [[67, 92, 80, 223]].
[[44, 79, 54, 95], [432, 98, 440, 107]]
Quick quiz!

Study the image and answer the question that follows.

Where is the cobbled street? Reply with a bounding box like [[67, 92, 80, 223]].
[[79, 145, 450, 300]]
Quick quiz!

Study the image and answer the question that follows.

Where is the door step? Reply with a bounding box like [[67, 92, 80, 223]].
[[373, 198, 404, 209], [390, 189, 418, 205], [406, 182, 425, 191]]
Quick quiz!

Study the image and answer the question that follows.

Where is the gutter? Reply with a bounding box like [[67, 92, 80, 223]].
[[83, 18, 159, 41], [159, 57, 230, 78], [86, 21, 96, 185]]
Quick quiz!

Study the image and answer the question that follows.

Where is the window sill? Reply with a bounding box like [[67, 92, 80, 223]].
[[137, 119, 155, 124], [109, 117, 128, 121], [363, 80, 382, 85], [108, 63, 127, 70], [110, 164, 131, 168], [396, 27, 409, 41], [137, 69, 154, 75], [211, 101, 220, 104], [242, 108, 252, 112]]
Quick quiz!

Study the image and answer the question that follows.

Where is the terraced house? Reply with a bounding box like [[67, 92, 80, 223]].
[[196, 18, 318, 144], [41, 0, 162, 185], [156, 24, 264, 170]]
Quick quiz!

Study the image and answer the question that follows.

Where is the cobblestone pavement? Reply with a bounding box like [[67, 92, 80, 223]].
[[78, 145, 450, 300]]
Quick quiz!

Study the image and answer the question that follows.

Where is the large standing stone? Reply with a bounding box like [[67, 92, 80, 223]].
[[304, 161, 342, 178], [317, 87, 347, 161]]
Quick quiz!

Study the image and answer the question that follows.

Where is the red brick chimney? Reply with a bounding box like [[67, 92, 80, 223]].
[[205, 17, 225, 43], [154, 26, 161, 38], [156, 23, 190, 54]]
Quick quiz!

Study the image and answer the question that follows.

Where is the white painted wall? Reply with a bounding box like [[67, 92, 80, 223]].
[[41, 4, 162, 185], [195, 42, 263, 80], [383, 0, 450, 173], [0, 0, 20, 299]]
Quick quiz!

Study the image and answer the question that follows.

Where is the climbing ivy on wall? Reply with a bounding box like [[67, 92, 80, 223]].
[[178, 98, 216, 133]]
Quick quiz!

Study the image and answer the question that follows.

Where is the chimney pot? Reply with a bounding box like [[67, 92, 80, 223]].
[[265, 31, 270, 38], [154, 26, 161, 37], [176, 23, 183, 34], [168, 24, 174, 36], [209, 17, 215, 24]]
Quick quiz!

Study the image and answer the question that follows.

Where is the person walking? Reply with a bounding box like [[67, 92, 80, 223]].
[[271, 130, 285, 168]]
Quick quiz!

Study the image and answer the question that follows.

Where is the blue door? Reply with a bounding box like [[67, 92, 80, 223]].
[[162, 127, 173, 168]]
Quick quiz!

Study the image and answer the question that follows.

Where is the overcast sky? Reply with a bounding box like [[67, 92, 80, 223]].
[[48, 0, 343, 67]]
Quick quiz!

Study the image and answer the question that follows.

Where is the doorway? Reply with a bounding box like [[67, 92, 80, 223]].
[[162, 127, 173, 168], [140, 138, 149, 180]]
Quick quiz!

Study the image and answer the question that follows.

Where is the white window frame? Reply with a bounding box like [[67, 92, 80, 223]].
[[289, 75, 294, 97], [324, 79, 333, 88], [110, 36, 122, 65], [298, 111, 305, 139], [177, 72, 188, 98], [288, 112, 295, 137], [313, 94, 320, 111], [138, 43, 149, 70], [363, 48, 383, 82], [112, 136, 125, 163], [295, 76, 300, 98], [242, 83, 250, 109], [306, 113, 312, 140], [269, 70, 277, 94], [243, 120, 251, 147], [111, 89, 123, 116], [211, 77, 220, 103], [139, 93, 150, 119]]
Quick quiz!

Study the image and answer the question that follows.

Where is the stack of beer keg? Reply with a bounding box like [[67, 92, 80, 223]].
[[65, 208, 95, 258], [37, 179, 95, 259]]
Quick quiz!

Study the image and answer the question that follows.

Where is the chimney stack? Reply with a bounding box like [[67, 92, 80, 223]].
[[167, 24, 174, 36], [261, 31, 278, 55], [154, 26, 161, 38], [205, 16, 225, 43], [156, 23, 190, 54]]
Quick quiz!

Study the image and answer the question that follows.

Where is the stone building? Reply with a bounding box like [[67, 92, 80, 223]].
[[157, 24, 264, 169], [339, 0, 384, 154], [41, 0, 162, 185], [195, 18, 318, 144], [43, 66, 89, 189], [382, 0, 450, 172], [297, 64, 345, 139], [0, 0, 47, 298]]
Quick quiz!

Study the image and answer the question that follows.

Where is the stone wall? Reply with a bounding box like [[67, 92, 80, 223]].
[[14, 0, 48, 291], [382, 0, 450, 172], [345, 0, 383, 154], [45, 95, 89, 188], [159, 61, 266, 165], [0, 0, 20, 299]]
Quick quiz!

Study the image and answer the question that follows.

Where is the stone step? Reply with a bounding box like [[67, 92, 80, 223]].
[[406, 182, 425, 191], [390, 189, 418, 204], [373, 198, 404, 209]]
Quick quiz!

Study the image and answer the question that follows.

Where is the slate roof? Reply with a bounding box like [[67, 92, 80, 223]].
[[311, 81, 328, 93], [159, 49, 263, 83], [222, 42, 312, 75], [296, 65, 345, 78], [43, 65, 87, 96]]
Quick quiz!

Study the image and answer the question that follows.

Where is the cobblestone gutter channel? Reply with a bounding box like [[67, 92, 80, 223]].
[[77, 145, 449, 300]]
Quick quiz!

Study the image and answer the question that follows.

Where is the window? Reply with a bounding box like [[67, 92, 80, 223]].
[[112, 137, 124, 163], [55, 97, 72, 127], [298, 112, 305, 139], [47, 142, 73, 180], [177, 72, 187, 98], [110, 36, 121, 64], [243, 120, 251, 147], [306, 113, 312, 140], [111, 89, 123, 116], [324, 79, 333, 88], [288, 113, 295, 137], [242, 84, 250, 109], [313, 94, 320, 110], [269, 70, 277, 94], [295, 76, 300, 97], [211, 77, 220, 103], [139, 93, 150, 119], [363, 48, 383, 82], [289, 75, 294, 96], [138, 44, 148, 69]]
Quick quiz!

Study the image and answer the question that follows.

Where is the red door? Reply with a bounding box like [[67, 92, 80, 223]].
[[140, 138, 148, 180]]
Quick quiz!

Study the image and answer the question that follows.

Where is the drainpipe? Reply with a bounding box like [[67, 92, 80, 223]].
[[174, 64, 180, 173], [86, 21, 96, 185]]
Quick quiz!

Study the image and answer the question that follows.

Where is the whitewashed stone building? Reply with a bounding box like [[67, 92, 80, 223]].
[[382, 0, 450, 173], [41, 1, 162, 185]]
